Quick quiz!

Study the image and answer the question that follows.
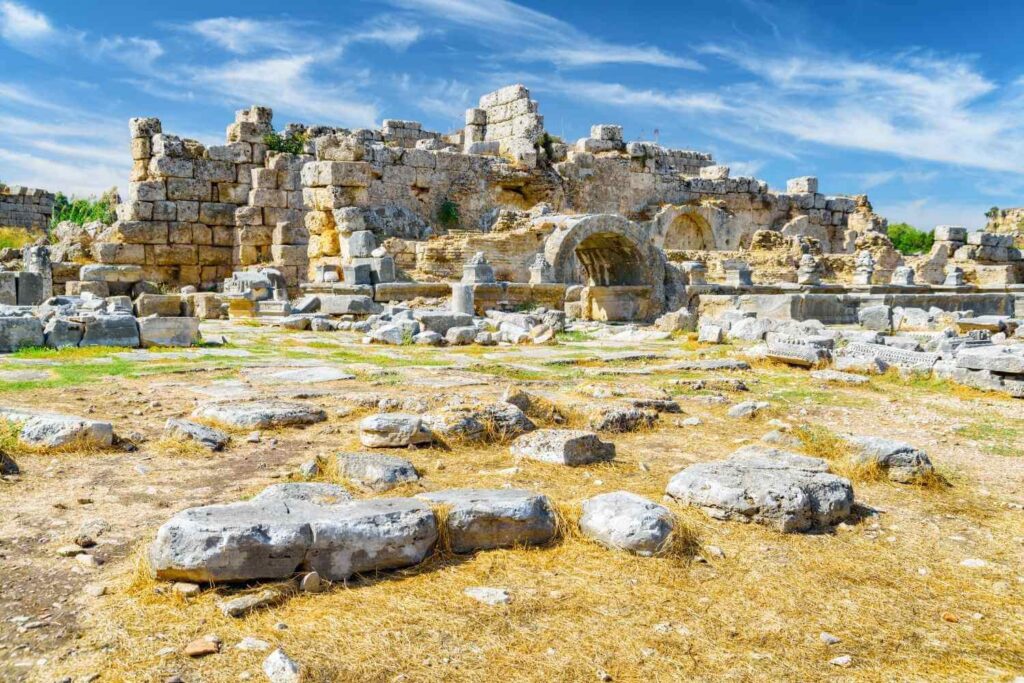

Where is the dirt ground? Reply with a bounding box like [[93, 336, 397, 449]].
[[1, 320, 1022, 682]]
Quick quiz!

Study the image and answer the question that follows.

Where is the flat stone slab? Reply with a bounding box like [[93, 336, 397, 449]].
[[186, 380, 254, 400], [164, 418, 229, 451], [665, 359, 751, 371], [255, 366, 356, 384], [580, 491, 675, 556], [845, 436, 934, 483], [509, 429, 615, 466], [359, 413, 433, 448], [191, 401, 327, 429], [0, 369, 53, 382], [335, 452, 419, 492], [416, 488, 556, 553], [149, 496, 436, 583], [0, 407, 114, 448], [665, 446, 854, 533]]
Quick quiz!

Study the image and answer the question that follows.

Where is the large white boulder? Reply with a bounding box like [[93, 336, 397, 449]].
[[359, 413, 433, 448], [579, 491, 674, 556], [191, 401, 326, 429], [416, 488, 556, 553], [509, 429, 615, 466]]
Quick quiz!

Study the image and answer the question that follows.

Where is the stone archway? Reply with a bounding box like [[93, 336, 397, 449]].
[[540, 213, 666, 320], [648, 205, 729, 251]]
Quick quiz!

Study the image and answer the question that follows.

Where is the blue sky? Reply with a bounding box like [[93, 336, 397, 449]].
[[2, 0, 1023, 230]]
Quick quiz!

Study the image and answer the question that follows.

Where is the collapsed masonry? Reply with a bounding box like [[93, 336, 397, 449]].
[[0, 186, 53, 232]]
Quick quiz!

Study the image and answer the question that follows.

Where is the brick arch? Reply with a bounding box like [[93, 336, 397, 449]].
[[648, 205, 729, 251]]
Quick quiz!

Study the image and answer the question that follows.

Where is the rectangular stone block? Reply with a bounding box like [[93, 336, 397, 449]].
[[183, 292, 223, 319], [271, 244, 308, 266], [66, 280, 109, 297], [249, 188, 288, 208], [152, 201, 177, 221], [273, 221, 309, 245], [198, 246, 232, 265], [16, 272, 45, 305], [134, 293, 183, 317], [0, 271, 16, 305], [166, 178, 211, 201], [199, 202, 237, 226], [111, 221, 168, 244], [153, 244, 198, 265], [176, 201, 199, 222], [139, 317, 200, 347], [116, 201, 153, 221], [168, 223, 193, 244], [148, 157, 194, 179], [128, 181, 166, 202], [0, 316, 44, 351], [218, 183, 250, 204], [194, 159, 236, 182], [81, 315, 139, 348]]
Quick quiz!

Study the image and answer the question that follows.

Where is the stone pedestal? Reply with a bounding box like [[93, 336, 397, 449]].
[[451, 283, 474, 315], [723, 260, 752, 287]]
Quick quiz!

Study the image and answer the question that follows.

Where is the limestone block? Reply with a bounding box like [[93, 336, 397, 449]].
[[787, 176, 818, 194], [134, 293, 183, 317], [579, 491, 674, 556], [116, 201, 153, 222], [110, 221, 169, 245], [0, 316, 44, 351], [416, 488, 556, 553], [129, 117, 161, 139], [273, 221, 309, 245], [590, 124, 623, 141], [199, 202, 237, 226], [15, 272, 44, 306], [80, 315, 140, 347], [319, 294, 382, 316], [167, 222, 193, 244], [509, 429, 615, 466], [148, 157, 193, 179], [80, 264, 144, 282], [128, 181, 166, 202], [152, 201, 177, 221], [198, 246, 232, 266], [139, 316, 201, 347], [44, 318, 83, 348], [271, 245, 308, 267], [359, 413, 433, 448], [0, 272, 14, 305], [250, 189, 288, 208], [166, 178, 211, 202], [91, 242, 144, 265]]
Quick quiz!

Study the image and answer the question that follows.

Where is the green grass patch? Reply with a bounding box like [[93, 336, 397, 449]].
[[954, 419, 1024, 457], [0, 226, 38, 250]]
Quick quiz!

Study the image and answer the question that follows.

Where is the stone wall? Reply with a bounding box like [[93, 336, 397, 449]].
[[0, 186, 53, 231], [463, 84, 545, 166]]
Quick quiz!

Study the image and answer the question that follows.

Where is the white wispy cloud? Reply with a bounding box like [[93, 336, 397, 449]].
[[0, 0, 52, 44], [388, 0, 702, 69], [353, 15, 426, 51], [187, 17, 309, 55], [846, 169, 940, 191]]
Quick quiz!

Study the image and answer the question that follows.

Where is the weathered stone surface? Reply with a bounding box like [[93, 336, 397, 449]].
[[43, 318, 83, 349], [192, 401, 327, 429], [727, 401, 769, 419], [134, 293, 182, 317], [955, 346, 1024, 375], [149, 497, 437, 582], [252, 483, 352, 505], [81, 315, 139, 348], [412, 311, 474, 335], [319, 295, 382, 316], [579, 491, 674, 556], [0, 408, 114, 448], [665, 447, 854, 532], [858, 305, 893, 332], [845, 436, 934, 483], [264, 649, 302, 683], [0, 316, 44, 352], [810, 369, 870, 385], [359, 413, 433, 448], [164, 418, 229, 451], [588, 406, 658, 432], [218, 588, 282, 617], [510, 429, 615, 466], [138, 316, 201, 347], [335, 452, 419, 492], [416, 488, 556, 553]]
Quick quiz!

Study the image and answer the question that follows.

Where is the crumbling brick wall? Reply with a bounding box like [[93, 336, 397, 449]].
[[0, 186, 53, 231]]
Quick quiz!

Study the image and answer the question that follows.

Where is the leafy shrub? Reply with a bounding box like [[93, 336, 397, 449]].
[[0, 178, 8, 194], [985, 206, 1000, 219], [887, 222, 934, 255], [50, 190, 117, 230], [437, 199, 460, 228], [263, 130, 309, 155]]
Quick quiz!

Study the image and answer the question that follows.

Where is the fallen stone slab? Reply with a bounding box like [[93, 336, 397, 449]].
[[335, 452, 419, 492], [666, 359, 751, 372], [359, 413, 433, 448], [726, 401, 769, 419], [412, 311, 473, 335], [0, 407, 114, 448], [579, 491, 675, 556], [844, 436, 934, 483], [138, 316, 201, 347], [258, 366, 356, 384], [319, 295, 382, 316], [252, 483, 352, 505], [509, 429, 615, 466], [810, 369, 870, 385], [80, 315, 140, 348], [665, 446, 854, 533], [164, 418, 229, 451], [191, 401, 327, 429], [149, 497, 437, 583], [416, 488, 556, 553], [955, 346, 1024, 375], [0, 316, 44, 352]]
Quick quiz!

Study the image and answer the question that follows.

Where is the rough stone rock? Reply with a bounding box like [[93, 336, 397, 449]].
[[164, 418, 229, 451], [445, 325, 478, 345], [81, 315, 139, 348], [414, 330, 443, 345], [588, 406, 658, 432], [858, 305, 893, 332], [421, 409, 486, 441], [416, 488, 556, 553], [665, 446, 854, 532], [149, 497, 437, 582], [477, 402, 536, 438], [0, 316, 44, 352], [370, 322, 416, 345], [579, 491, 674, 556], [252, 483, 352, 505], [218, 589, 282, 617], [463, 586, 511, 605], [697, 324, 724, 343], [412, 311, 473, 335], [0, 451, 18, 475], [43, 318, 83, 349], [319, 295, 382, 316], [0, 408, 114, 448], [509, 429, 615, 466], [359, 413, 433, 448], [845, 436, 934, 483], [726, 401, 770, 419], [263, 648, 301, 683], [335, 452, 419, 492], [138, 316, 201, 347], [191, 401, 327, 429]]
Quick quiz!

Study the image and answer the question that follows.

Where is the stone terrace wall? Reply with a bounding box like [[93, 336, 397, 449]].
[[464, 84, 545, 167], [0, 187, 53, 231]]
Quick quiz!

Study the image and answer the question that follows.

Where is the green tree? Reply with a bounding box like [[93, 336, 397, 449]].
[[985, 206, 1000, 219], [887, 222, 934, 255]]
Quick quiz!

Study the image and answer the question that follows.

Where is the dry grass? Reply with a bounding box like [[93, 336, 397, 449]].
[[150, 436, 218, 459], [793, 424, 887, 483]]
